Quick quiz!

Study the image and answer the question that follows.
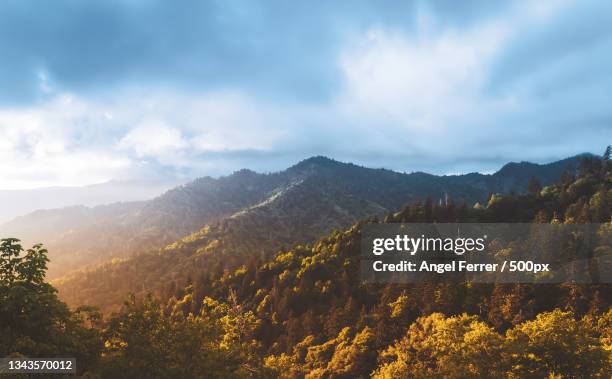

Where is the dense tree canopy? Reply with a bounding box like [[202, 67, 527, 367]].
[[1, 150, 610, 377]]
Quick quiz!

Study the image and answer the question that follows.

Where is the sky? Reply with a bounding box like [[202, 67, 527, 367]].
[[0, 0, 610, 189]]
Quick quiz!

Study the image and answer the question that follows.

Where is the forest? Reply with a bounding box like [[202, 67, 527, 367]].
[[1, 150, 611, 378]]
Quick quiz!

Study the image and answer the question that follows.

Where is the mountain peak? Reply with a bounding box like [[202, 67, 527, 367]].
[[495, 161, 538, 176], [295, 155, 337, 166], [494, 153, 591, 178], [230, 168, 258, 178], [287, 156, 346, 174]]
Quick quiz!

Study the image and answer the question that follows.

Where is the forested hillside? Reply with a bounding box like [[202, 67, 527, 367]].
[[156, 153, 611, 366], [2, 150, 610, 378], [0, 169, 285, 278], [54, 155, 588, 309], [1, 155, 586, 280]]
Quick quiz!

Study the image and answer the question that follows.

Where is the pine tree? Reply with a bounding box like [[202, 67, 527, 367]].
[[527, 176, 542, 197]]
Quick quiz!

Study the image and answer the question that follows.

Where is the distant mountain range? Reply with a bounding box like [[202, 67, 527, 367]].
[[0, 179, 183, 224], [0, 154, 588, 280]]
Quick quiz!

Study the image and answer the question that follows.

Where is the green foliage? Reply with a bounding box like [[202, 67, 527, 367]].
[[2, 154, 611, 377], [373, 310, 610, 379], [265, 326, 377, 378], [99, 294, 252, 378], [374, 313, 505, 379], [0, 238, 101, 373], [504, 310, 608, 378]]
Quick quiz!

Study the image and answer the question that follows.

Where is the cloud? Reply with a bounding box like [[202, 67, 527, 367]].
[[119, 121, 187, 158], [0, 89, 308, 189], [0, 0, 610, 188], [0, 1, 525, 105], [328, 0, 611, 171], [338, 23, 508, 129], [0, 95, 131, 189]]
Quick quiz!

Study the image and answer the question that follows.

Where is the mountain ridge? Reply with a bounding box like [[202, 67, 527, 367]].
[[53, 151, 609, 319], [0, 154, 588, 279], [0, 179, 183, 224]]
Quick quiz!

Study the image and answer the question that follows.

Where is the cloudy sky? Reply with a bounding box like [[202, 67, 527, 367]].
[[0, 0, 610, 189]]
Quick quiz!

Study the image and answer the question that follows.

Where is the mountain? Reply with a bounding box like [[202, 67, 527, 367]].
[[490, 154, 595, 192], [5, 154, 610, 378], [0, 171, 284, 278], [49, 154, 591, 311], [1, 155, 585, 280], [0, 179, 183, 224]]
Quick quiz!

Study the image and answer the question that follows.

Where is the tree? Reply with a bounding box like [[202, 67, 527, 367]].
[[424, 197, 433, 222], [504, 309, 609, 378], [603, 145, 611, 162], [373, 313, 505, 379], [601, 145, 611, 179], [527, 176, 542, 197], [101, 294, 258, 378], [0, 238, 101, 373], [323, 326, 377, 378]]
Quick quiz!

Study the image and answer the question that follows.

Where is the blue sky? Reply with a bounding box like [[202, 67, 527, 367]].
[[0, 0, 610, 189]]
